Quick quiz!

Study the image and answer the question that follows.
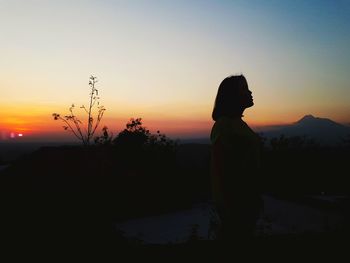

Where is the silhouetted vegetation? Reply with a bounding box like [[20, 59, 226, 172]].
[[113, 118, 176, 149], [270, 134, 319, 151], [261, 134, 350, 196], [342, 134, 350, 148], [52, 75, 106, 145], [2, 131, 349, 205], [1, 117, 184, 221], [111, 118, 178, 175], [94, 126, 113, 146], [1, 120, 350, 247]]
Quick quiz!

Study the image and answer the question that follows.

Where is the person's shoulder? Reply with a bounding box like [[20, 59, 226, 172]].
[[212, 121, 249, 147], [211, 117, 242, 143], [215, 116, 234, 127], [215, 116, 245, 130], [211, 118, 229, 143]]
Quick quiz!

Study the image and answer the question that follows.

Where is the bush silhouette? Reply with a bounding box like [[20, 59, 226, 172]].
[[94, 126, 113, 146], [113, 118, 149, 147], [113, 117, 177, 151], [342, 134, 350, 148], [270, 134, 319, 151]]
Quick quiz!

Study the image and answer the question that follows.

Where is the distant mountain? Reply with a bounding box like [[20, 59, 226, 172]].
[[261, 115, 350, 145], [178, 115, 350, 146]]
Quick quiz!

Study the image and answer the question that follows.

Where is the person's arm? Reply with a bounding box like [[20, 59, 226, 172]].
[[212, 138, 235, 209]]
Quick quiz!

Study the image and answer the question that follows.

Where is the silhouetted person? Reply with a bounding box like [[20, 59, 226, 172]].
[[210, 75, 263, 244]]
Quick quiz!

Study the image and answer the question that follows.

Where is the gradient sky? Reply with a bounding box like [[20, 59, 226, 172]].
[[1, 0, 349, 141]]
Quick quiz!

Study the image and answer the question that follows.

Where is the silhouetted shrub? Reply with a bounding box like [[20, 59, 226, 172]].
[[270, 135, 319, 151], [257, 132, 268, 149], [342, 134, 350, 148], [94, 126, 113, 146], [113, 118, 150, 147], [113, 118, 177, 153], [53, 76, 106, 145]]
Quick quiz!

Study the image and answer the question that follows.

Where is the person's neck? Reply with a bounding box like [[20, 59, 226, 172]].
[[233, 108, 244, 119], [228, 114, 243, 120]]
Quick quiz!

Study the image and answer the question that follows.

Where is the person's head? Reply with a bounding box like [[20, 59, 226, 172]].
[[212, 75, 253, 121]]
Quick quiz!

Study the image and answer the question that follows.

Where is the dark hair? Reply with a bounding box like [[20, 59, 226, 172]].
[[212, 75, 248, 121]]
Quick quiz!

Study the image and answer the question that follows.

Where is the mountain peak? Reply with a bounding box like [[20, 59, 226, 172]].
[[262, 114, 350, 145], [298, 114, 316, 123], [295, 114, 346, 130]]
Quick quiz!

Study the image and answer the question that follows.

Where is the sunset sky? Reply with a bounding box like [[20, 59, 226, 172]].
[[1, 0, 349, 141]]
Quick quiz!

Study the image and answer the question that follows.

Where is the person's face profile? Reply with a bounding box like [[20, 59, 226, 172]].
[[238, 82, 254, 109]]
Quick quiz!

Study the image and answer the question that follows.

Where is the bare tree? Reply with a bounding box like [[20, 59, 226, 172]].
[[52, 76, 106, 145]]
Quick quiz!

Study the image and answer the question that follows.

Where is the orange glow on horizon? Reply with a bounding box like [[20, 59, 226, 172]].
[[1, 102, 349, 142]]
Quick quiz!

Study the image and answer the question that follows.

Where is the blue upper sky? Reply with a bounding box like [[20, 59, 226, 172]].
[[0, 0, 349, 140]]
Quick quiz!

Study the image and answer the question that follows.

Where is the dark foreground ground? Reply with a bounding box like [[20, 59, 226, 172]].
[[1, 142, 349, 259], [0, 195, 348, 260], [109, 233, 350, 261]]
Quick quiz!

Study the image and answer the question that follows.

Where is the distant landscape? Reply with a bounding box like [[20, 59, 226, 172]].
[[1, 114, 349, 164], [157, 114, 350, 145], [1, 114, 349, 247], [1, 113, 349, 198], [260, 115, 350, 145], [0, 115, 350, 248]]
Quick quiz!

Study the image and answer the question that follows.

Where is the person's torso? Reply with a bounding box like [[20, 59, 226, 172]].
[[210, 116, 262, 203], [210, 116, 261, 169]]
